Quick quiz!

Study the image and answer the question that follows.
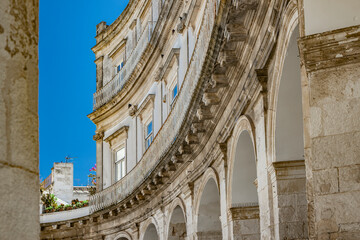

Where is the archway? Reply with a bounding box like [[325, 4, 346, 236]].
[[271, 22, 308, 239], [275, 25, 304, 162], [231, 131, 258, 205], [197, 178, 222, 239], [167, 205, 187, 240], [143, 223, 159, 240], [230, 130, 260, 239]]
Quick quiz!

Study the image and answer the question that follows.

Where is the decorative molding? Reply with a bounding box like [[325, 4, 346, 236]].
[[108, 38, 127, 59], [94, 56, 104, 65], [129, 19, 137, 30], [104, 126, 129, 147], [128, 104, 138, 117], [136, 94, 155, 118], [269, 160, 305, 181], [299, 24, 360, 73], [158, 48, 180, 82], [229, 205, 260, 220], [177, 13, 188, 33]]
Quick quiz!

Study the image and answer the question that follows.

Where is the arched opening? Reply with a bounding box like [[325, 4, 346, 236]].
[[117, 238, 129, 240], [197, 178, 222, 239], [168, 205, 187, 240], [275, 25, 304, 162], [230, 130, 260, 239], [231, 131, 258, 206], [272, 24, 308, 239], [143, 223, 159, 240]]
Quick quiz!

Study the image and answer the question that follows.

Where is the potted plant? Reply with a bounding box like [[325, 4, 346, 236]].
[[41, 193, 58, 212], [64, 204, 72, 211], [83, 200, 89, 207]]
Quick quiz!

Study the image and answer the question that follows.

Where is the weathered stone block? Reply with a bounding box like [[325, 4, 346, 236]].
[[313, 168, 339, 195], [311, 131, 360, 170], [315, 191, 360, 226], [338, 165, 360, 192], [278, 206, 296, 223], [277, 194, 296, 207], [277, 178, 306, 194], [279, 221, 308, 239]]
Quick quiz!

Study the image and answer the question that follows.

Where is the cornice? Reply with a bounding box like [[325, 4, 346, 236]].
[[299, 24, 360, 73]]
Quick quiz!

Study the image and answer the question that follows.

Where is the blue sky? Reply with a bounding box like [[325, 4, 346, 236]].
[[39, 1, 129, 186]]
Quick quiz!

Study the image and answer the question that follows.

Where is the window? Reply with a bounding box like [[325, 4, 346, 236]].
[[115, 147, 126, 181], [117, 61, 124, 73], [171, 84, 178, 104], [145, 121, 153, 149]]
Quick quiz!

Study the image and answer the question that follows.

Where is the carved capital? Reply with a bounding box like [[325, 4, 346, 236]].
[[93, 131, 104, 141], [128, 104, 138, 116]]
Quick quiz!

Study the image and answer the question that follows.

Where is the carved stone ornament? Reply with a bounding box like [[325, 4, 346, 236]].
[[128, 104, 138, 116], [93, 131, 104, 141], [176, 13, 188, 33]]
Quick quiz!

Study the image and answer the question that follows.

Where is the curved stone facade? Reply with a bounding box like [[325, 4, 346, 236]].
[[40, 0, 360, 239]]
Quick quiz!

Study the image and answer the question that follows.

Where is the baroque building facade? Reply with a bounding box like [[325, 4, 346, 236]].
[[1, 0, 359, 239]]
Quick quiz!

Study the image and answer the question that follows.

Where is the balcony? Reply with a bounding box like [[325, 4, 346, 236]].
[[93, 21, 156, 110]]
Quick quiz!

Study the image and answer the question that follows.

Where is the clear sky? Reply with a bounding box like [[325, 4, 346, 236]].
[[39, 1, 129, 186]]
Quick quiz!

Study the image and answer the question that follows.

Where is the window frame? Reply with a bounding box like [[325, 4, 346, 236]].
[[145, 120, 154, 150], [114, 145, 126, 182], [103, 126, 129, 184]]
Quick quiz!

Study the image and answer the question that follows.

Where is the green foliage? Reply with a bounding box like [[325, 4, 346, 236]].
[[42, 196, 90, 214], [41, 193, 58, 208]]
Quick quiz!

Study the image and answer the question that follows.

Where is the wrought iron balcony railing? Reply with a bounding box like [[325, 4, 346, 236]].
[[93, 21, 156, 110]]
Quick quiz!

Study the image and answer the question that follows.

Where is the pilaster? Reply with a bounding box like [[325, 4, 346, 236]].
[[93, 131, 104, 192], [299, 24, 360, 239], [181, 183, 194, 240], [252, 96, 274, 239]]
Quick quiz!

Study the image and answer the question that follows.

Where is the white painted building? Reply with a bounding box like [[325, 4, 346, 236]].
[[41, 162, 89, 204]]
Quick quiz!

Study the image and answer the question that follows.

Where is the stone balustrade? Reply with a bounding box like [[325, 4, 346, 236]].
[[93, 21, 156, 110]]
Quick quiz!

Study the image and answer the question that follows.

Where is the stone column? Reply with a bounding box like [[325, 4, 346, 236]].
[[269, 160, 307, 239], [299, 25, 360, 239], [0, 0, 39, 239]]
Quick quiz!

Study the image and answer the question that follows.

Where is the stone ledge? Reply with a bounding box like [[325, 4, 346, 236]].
[[271, 160, 306, 180], [229, 205, 260, 220], [40, 207, 90, 224], [299, 24, 360, 73]]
